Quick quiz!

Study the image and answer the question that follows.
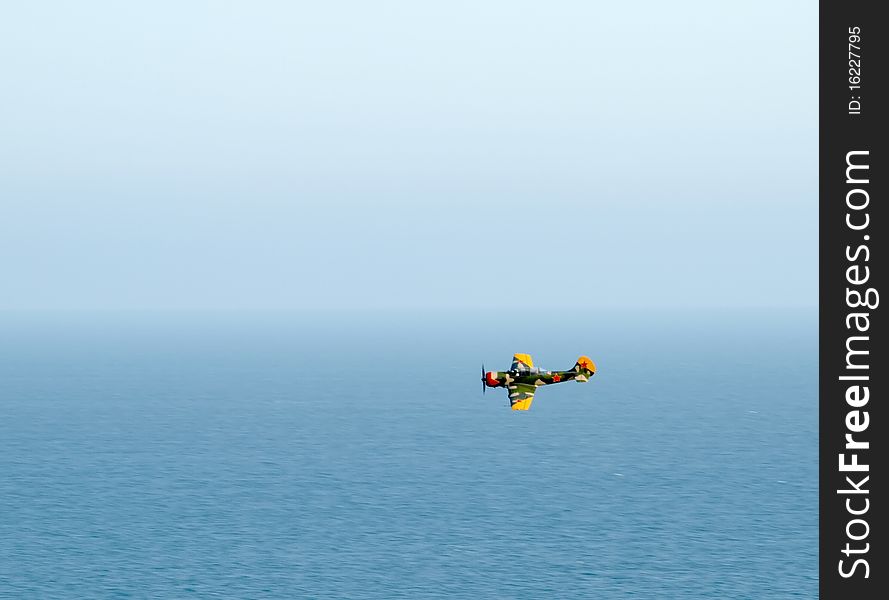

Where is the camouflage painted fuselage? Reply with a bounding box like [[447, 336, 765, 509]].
[[484, 369, 591, 389]]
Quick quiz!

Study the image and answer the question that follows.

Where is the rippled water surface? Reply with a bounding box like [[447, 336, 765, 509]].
[[0, 310, 817, 598]]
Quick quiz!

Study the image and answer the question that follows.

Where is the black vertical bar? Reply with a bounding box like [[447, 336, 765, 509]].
[[820, 1, 885, 598]]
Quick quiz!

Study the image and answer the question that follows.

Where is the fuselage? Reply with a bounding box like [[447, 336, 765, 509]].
[[484, 369, 589, 388]]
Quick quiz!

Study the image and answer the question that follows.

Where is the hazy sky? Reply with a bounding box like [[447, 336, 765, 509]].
[[0, 1, 816, 310]]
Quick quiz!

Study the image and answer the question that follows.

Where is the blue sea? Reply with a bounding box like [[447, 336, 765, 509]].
[[0, 310, 817, 598]]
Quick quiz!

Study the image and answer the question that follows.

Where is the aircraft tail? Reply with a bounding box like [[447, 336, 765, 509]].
[[573, 356, 596, 380]]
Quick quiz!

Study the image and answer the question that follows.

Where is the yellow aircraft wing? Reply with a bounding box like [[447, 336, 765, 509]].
[[510, 353, 534, 372], [508, 383, 536, 411]]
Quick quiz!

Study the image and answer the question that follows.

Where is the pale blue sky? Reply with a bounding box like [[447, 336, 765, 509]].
[[0, 1, 816, 310]]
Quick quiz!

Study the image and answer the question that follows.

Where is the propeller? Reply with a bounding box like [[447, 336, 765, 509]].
[[481, 364, 486, 395]]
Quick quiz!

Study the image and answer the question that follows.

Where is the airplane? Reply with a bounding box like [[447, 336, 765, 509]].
[[481, 353, 597, 411]]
